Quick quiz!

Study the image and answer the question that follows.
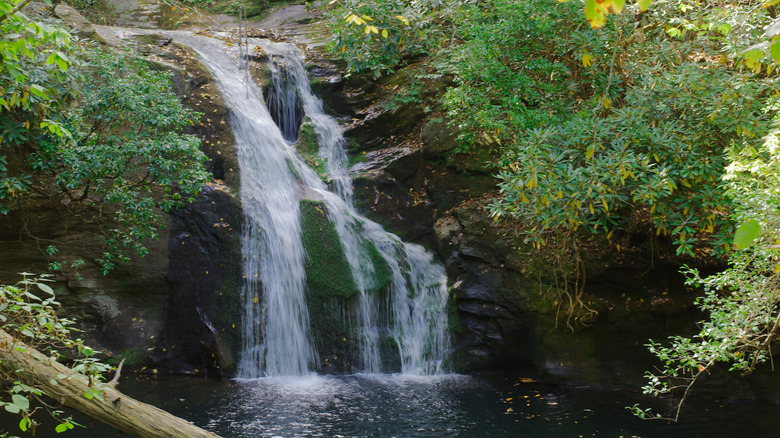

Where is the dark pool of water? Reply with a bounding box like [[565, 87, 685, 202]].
[[3, 374, 780, 437]]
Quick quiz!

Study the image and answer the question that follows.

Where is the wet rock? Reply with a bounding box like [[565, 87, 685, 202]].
[[420, 118, 458, 159], [54, 4, 106, 43], [459, 301, 514, 319], [454, 283, 499, 303], [162, 185, 243, 376]]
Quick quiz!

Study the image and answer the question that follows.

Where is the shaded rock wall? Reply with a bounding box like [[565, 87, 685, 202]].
[[0, 33, 244, 376]]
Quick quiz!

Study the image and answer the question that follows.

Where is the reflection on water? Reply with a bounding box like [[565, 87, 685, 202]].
[[2, 374, 779, 437]]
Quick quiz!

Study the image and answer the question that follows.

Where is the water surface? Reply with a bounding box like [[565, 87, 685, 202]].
[[7, 374, 779, 437]]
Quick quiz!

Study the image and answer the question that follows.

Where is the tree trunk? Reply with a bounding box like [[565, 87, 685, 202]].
[[0, 329, 221, 438]]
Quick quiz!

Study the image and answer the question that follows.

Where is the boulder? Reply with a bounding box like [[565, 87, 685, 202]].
[[54, 4, 105, 43]]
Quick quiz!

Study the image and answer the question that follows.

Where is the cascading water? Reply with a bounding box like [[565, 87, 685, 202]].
[[174, 33, 450, 377], [260, 41, 450, 375]]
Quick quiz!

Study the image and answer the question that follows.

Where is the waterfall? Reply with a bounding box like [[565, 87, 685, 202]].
[[174, 33, 450, 377]]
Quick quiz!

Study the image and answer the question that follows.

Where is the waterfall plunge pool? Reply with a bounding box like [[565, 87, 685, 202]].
[[8, 373, 780, 437]]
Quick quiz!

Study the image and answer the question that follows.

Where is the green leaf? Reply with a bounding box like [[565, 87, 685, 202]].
[[29, 84, 47, 99], [770, 40, 780, 64], [55, 423, 70, 433], [11, 394, 29, 411], [742, 48, 765, 71], [20, 417, 31, 432], [584, 0, 607, 28], [37, 282, 54, 295], [733, 219, 760, 249], [637, 0, 652, 12]]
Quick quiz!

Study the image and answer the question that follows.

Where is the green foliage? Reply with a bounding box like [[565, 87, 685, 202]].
[[325, 0, 443, 77], [459, 0, 777, 257], [329, 0, 778, 257], [635, 116, 780, 420], [5, 42, 209, 273], [2, 3, 210, 273], [32, 48, 208, 269], [441, 0, 581, 152], [0, 274, 110, 434], [0, 1, 75, 213]]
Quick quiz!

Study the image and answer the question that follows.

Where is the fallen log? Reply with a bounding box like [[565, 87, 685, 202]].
[[0, 328, 220, 438]]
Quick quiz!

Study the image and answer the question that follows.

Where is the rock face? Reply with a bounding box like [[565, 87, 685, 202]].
[[163, 185, 243, 376], [53, 4, 106, 43], [0, 32, 243, 376]]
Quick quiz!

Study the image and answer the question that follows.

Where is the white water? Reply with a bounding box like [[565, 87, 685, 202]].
[[174, 33, 450, 376]]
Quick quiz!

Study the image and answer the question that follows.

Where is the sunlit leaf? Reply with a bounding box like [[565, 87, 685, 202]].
[[733, 219, 760, 249]]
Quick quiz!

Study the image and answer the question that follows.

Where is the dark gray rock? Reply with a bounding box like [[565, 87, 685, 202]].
[[162, 185, 243, 376], [420, 118, 458, 159]]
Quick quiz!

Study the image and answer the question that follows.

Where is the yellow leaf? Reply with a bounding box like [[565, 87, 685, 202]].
[[557, 190, 563, 199], [581, 52, 593, 67], [589, 203, 595, 214], [603, 97, 611, 109], [381, 29, 389, 38], [585, 145, 596, 160], [396, 15, 410, 25]]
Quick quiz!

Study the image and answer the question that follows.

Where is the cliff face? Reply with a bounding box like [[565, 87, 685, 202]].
[[0, 32, 244, 376]]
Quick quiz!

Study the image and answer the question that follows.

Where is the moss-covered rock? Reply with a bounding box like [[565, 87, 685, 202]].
[[300, 199, 358, 372], [300, 199, 360, 301], [299, 199, 396, 372], [296, 119, 329, 180]]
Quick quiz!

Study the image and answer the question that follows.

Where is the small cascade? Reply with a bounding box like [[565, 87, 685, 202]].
[[260, 41, 451, 375], [172, 32, 450, 377], [170, 34, 318, 377], [265, 64, 303, 142]]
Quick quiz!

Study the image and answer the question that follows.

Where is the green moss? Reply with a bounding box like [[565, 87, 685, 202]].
[[447, 295, 460, 333], [296, 120, 328, 178], [300, 199, 359, 300], [300, 199, 358, 371], [444, 350, 470, 374], [299, 200, 396, 372], [348, 152, 368, 167], [113, 348, 144, 367]]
